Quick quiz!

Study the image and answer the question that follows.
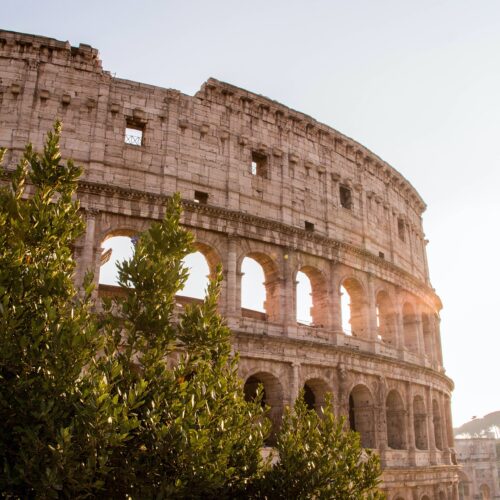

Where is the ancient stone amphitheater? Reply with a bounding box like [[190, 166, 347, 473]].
[[0, 30, 459, 499]]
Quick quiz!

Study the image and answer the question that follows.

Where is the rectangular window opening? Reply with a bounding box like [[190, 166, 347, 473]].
[[379, 251, 385, 259], [251, 151, 267, 177], [194, 190, 209, 204], [305, 221, 315, 232], [398, 218, 405, 242], [339, 185, 352, 209], [125, 123, 144, 146]]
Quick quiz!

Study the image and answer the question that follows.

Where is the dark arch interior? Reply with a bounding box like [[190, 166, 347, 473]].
[[303, 383, 316, 410]]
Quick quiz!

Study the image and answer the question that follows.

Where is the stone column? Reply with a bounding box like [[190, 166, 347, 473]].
[[438, 395, 451, 464], [367, 273, 379, 343], [337, 364, 351, 418], [414, 307, 425, 357], [426, 387, 437, 465], [395, 299, 405, 352], [422, 238, 431, 286], [226, 235, 238, 317], [376, 376, 388, 466], [290, 361, 301, 404], [282, 249, 296, 335], [434, 314, 444, 367], [406, 381, 416, 465], [77, 208, 98, 287], [330, 261, 343, 337]]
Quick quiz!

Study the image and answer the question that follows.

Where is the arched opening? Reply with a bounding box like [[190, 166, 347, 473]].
[[386, 390, 406, 449], [402, 302, 419, 352], [296, 271, 313, 325], [376, 291, 397, 345], [438, 492, 446, 500], [421, 312, 433, 358], [303, 378, 330, 414], [340, 278, 367, 338], [413, 395, 428, 450], [241, 254, 281, 322], [177, 251, 210, 302], [243, 372, 283, 444], [458, 472, 471, 500], [241, 257, 266, 316], [432, 399, 443, 450], [296, 266, 329, 327], [421, 496, 431, 500], [303, 384, 316, 410], [99, 234, 136, 286], [480, 484, 491, 500], [348, 384, 375, 448]]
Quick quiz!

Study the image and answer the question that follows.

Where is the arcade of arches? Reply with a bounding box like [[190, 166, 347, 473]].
[[92, 229, 454, 474]]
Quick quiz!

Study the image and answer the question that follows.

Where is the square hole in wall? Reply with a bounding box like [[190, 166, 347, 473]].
[[398, 218, 406, 242], [305, 221, 315, 232], [379, 251, 385, 259], [125, 122, 144, 146], [339, 185, 352, 209], [194, 190, 209, 204], [251, 151, 267, 177]]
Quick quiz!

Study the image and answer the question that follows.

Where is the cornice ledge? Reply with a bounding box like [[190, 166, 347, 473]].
[[76, 180, 438, 303]]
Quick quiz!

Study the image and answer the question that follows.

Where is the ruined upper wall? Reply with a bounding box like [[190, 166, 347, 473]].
[[0, 30, 430, 283]]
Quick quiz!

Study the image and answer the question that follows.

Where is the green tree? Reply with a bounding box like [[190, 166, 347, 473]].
[[259, 394, 384, 499], [0, 124, 105, 495], [95, 194, 268, 498], [0, 124, 383, 499]]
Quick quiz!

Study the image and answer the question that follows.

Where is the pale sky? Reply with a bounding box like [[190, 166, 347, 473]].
[[4, 0, 499, 427]]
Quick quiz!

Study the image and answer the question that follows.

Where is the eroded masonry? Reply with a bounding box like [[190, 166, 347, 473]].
[[0, 30, 460, 499]]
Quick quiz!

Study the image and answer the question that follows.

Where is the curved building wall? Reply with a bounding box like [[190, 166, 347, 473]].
[[0, 30, 459, 499]]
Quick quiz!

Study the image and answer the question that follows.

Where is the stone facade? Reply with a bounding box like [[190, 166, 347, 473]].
[[0, 29, 459, 499], [455, 438, 500, 499]]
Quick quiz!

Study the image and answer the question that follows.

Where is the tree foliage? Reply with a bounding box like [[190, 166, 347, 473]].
[[0, 124, 383, 498], [260, 394, 383, 499]]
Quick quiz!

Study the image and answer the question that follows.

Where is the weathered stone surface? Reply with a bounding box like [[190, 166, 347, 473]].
[[455, 438, 500, 499], [0, 29, 459, 498]]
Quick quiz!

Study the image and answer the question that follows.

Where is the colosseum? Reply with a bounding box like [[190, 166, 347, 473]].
[[0, 30, 460, 499]]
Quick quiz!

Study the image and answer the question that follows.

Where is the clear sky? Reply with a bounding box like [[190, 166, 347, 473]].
[[3, 0, 499, 427]]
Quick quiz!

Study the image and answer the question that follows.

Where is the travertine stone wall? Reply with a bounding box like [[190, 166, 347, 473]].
[[0, 29, 459, 499], [455, 438, 500, 499]]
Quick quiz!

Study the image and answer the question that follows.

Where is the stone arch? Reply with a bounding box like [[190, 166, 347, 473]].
[[239, 252, 282, 322], [296, 265, 329, 327], [177, 242, 222, 301], [458, 471, 471, 500], [348, 384, 375, 448], [386, 389, 407, 449], [303, 377, 331, 413], [178, 251, 210, 301], [192, 241, 222, 278], [413, 394, 428, 450], [99, 229, 139, 286], [340, 277, 368, 338], [432, 398, 444, 450], [243, 371, 284, 444], [376, 290, 397, 345], [480, 484, 491, 500], [402, 302, 419, 352], [240, 252, 281, 322]]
